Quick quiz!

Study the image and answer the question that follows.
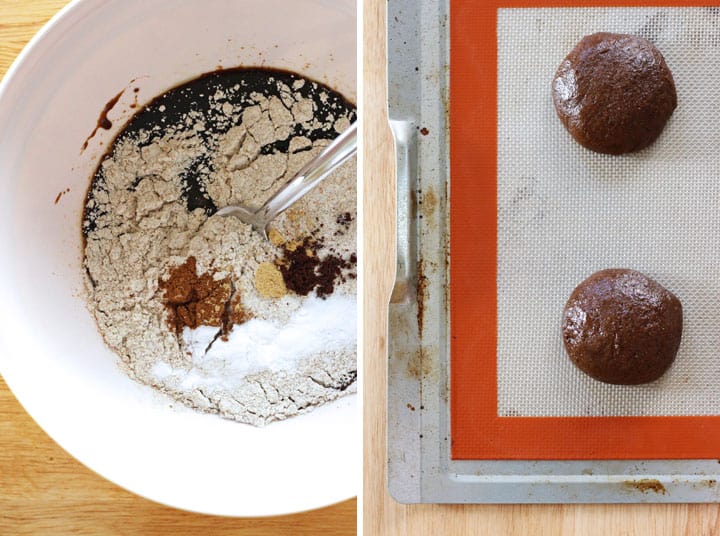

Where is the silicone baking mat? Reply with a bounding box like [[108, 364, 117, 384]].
[[450, 1, 720, 460]]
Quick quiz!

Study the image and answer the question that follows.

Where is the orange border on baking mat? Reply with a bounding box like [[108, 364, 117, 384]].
[[450, 0, 720, 460]]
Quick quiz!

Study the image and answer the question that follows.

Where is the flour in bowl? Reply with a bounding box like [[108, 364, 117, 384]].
[[83, 69, 356, 425]]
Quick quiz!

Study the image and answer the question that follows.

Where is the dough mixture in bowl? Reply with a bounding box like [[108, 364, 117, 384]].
[[83, 69, 357, 426]]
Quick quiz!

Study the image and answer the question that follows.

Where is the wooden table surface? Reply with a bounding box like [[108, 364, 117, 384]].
[[362, 0, 720, 534], [0, 1, 355, 534]]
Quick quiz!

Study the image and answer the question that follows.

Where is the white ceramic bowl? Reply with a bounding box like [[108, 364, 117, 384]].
[[0, 0, 357, 517]]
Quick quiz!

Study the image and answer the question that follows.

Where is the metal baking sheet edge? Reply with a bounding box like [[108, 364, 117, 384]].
[[385, 0, 720, 504]]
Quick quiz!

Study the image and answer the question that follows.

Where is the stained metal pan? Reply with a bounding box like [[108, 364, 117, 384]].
[[386, 0, 720, 503]]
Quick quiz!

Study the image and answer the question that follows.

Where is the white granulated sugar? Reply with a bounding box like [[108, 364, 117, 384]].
[[184, 294, 356, 370], [157, 293, 356, 393], [83, 70, 357, 426]]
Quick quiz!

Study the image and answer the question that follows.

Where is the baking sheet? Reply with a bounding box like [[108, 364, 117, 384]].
[[387, 0, 720, 503]]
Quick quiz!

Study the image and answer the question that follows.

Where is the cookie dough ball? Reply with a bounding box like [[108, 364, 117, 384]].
[[562, 269, 682, 385], [552, 33, 677, 155]]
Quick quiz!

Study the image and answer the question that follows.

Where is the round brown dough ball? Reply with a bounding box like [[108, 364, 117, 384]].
[[552, 32, 677, 155], [562, 269, 682, 385]]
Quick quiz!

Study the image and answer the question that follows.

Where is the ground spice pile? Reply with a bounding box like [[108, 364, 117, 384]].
[[254, 262, 287, 298], [159, 257, 231, 332], [279, 238, 355, 298], [159, 256, 251, 339]]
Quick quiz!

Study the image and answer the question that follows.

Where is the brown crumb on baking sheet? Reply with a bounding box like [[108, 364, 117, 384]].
[[623, 479, 667, 495]]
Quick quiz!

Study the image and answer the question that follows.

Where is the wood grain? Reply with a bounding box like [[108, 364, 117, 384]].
[[362, 0, 720, 534], [0, 1, 355, 534]]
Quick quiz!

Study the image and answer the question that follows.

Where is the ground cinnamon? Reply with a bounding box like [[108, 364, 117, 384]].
[[159, 256, 243, 333]]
